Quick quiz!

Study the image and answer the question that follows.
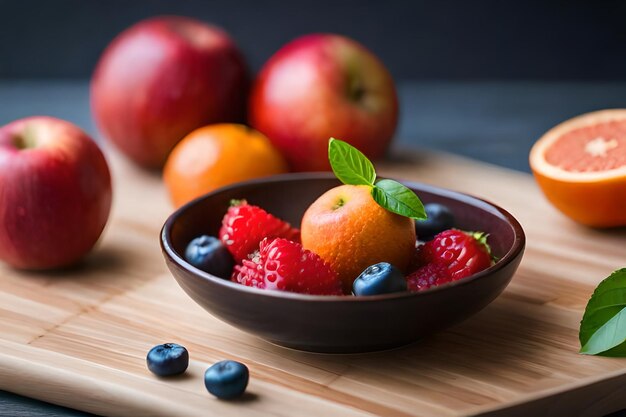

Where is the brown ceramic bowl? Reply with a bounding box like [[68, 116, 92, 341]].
[[161, 173, 525, 353]]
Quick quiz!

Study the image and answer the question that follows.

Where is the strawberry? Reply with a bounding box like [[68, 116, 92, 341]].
[[232, 238, 343, 295], [406, 262, 452, 292], [219, 201, 300, 263], [416, 229, 493, 281]]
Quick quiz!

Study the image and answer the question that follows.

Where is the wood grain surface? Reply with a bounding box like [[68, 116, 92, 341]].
[[0, 147, 625, 417]]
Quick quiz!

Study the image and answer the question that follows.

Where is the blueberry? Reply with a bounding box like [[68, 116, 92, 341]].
[[204, 360, 249, 399], [185, 235, 234, 279], [415, 203, 455, 241], [353, 262, 407, 296], [146, 343, 189, 376]]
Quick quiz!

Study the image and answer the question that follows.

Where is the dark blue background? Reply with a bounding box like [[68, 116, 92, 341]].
[[1, 0, 626, 80]]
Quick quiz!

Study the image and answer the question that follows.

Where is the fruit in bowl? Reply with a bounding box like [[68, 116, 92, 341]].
[[161, 139, 524, 352], [301, 183, 416, 293], [91, 16, 249, 169], [184, 139, 495, 296]]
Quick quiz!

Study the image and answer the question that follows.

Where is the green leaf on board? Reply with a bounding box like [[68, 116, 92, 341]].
[[580, 307, 626, 355], [579, 268, 626, 356]]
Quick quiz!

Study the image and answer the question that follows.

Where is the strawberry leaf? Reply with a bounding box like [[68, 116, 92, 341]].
[[467, 231, 497, 262], [579, 268, 626, 356], [371, 179, 426, 220], [229, 199, 245, 207], [328, 138, 376, 186]]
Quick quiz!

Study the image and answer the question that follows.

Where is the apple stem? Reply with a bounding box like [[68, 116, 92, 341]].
[[13, 126, 38, 150], [347, 76, 366, 102]]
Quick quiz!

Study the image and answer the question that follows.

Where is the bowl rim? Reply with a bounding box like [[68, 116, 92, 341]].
[[161, 172, 525, 303]]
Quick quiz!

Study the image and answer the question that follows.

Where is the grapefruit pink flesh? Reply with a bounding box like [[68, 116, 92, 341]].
[[545, 121, 626, 172]]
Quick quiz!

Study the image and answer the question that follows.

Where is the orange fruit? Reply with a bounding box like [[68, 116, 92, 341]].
[[164, 124, 288, 207], [529, 109, 626, 227], [301, 184, 416, 292]]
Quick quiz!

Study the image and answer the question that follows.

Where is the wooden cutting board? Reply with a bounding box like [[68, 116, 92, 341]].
[[0, 148, 625, 417]]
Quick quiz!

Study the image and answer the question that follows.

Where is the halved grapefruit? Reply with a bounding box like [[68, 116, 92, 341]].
[[530, 109, 626, 227]]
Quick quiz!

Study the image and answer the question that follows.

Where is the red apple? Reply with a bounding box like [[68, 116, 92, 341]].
[[91, 16, 249, 169], [249, 34, 398, 172], [0, 117, 112, 269]]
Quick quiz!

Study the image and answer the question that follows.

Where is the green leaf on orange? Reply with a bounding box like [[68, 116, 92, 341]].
[[328, 138, 376, 186], [579, 268, 626, 356], [371, 179, 426, 220]]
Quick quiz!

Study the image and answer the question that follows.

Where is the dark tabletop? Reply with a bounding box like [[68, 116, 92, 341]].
[[1, 80, 626, 416]]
